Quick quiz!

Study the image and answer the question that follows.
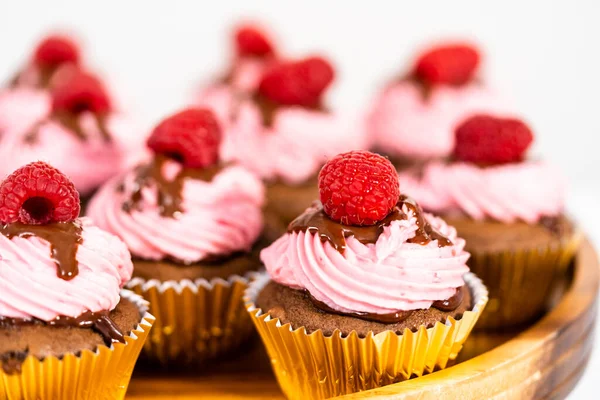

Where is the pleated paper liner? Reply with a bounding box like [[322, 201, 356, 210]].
[[245, 272, 488, 400], [469, 229, 583, 330], [126, 272, 259, 365], [0, 290, 154, 400]]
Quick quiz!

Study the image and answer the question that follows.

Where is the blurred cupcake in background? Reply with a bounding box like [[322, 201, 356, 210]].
[[398, 115, 581, 328], [200, 46, 366, 237], [88, 108, 266, 365], [368, 42, 509, 168], [0, 67, 143, 200], [0, 34, 81, 134]]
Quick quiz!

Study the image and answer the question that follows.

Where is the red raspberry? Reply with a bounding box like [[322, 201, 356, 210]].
[[34, 35, 80, 68], [147, 108, 222, 168], [235, 24, 275, 57], [52, 71, 111, 114], [414, 43, 480, 85], [0, 162, 80, 225], [454, 115, 534, 164], [318, 151, 400, 226], [258, 56, 334, 107]]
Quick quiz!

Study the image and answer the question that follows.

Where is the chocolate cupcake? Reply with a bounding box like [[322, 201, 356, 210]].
[[245, 151, 487, 399], [0, 162, 153, 399], [368, 42, 509, 170], [197, 36, 367, 238], [398, 115, 581, 328], [87, 108, 266, 365]]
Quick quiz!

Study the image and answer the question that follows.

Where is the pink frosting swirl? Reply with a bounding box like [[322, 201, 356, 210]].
[[0, 88, 49, 134], [0, 218, 133, 321], [369, 81, 509, 159], [199, 88, 366, 184], [0, 91, 144, 195], [261, 206, 469, 314], [88, 160, 265, 263], [398, 161, 565, 223]]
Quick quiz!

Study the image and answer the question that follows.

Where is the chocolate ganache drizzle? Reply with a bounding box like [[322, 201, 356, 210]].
[[289, 194, 452, 254], [23, 111, 112, 144], [0, 220, 126, 353], [289, 195, 463, 323], [122, 154, 222, 218]]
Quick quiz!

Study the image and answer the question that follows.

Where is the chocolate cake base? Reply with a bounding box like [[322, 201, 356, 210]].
[[256, 281, 472, 337], [264, 176, 319, 239], [0, 297, 142, 372], [132, 239, 267, 282], [443, 214, 575, 253]]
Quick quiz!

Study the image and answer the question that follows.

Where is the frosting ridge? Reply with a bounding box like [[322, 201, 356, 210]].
[[261, 205, 469, 315]]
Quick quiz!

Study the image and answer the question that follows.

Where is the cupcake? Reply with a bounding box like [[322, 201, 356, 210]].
[[368, 42, 508, 168], [0, 162, 153, 399], [398, 115, 581, 328], [87, 108, 265, 364], [245, 151, 487, 399], [0, 68, 142, 200], [201, 52, 365, 237], [0, 35, 80, 135]]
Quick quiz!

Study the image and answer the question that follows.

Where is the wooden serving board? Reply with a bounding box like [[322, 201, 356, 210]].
[[126, 239, 599, 400]]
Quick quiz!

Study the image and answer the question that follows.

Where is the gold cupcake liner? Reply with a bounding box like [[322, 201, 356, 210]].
[[245, 273, 488, 400], [126, 272, 259, 365], [0, 290, 154, 400], [469, 230, 583, 330]]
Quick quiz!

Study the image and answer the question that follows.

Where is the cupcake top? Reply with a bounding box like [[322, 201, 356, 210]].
[[200, 51, 366, 185], [0, 162, 133, 342], [369, 42, 508, 160], [261, 151, 469, 318], [88, 108, 265, 264], [0, 35, 81, 134], [0, 69, 141, 195], [398, 115, 565, 223]]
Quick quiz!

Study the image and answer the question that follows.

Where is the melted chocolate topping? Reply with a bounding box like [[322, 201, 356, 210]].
[[309, 286, 465, 324], [122, 155, 222, 218], [0, 311, 124, 345], [0, 221, 83, 281], [0, 310, 125, 374], [289, 195, 451, 254], [23, 111, 112, 144]]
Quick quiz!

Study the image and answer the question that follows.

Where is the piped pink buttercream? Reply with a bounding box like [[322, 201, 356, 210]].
[[0, 91, 143, 195], [261, 206, 469, 314], [398, 161, 565, 223], [88, 160, 265, 263], [369, 81, 508, 159], [0, 218, 133, 321], [200, 88, 366, 184]]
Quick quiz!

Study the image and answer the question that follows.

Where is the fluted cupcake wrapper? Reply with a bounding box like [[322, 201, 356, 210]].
[[126, 272, 260, 365], [245, 272, 488, 400], [0, 290, 154, 400], [469, 230, 583, 330]]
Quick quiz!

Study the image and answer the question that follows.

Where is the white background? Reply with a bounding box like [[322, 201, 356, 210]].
[[1, 1, 599, 398]]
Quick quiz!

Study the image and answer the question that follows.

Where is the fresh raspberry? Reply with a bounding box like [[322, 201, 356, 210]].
[[414, 43, 480, 85], [34, 35, 80, 68], [0, 162, 80, 225], [454, 115, 534, 164], [318, 151, 400, 226], [147, 108, 222, 168], [52, 71, 111, 114], [258, 56, 334, 107], [235, 24, 275, 57]]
